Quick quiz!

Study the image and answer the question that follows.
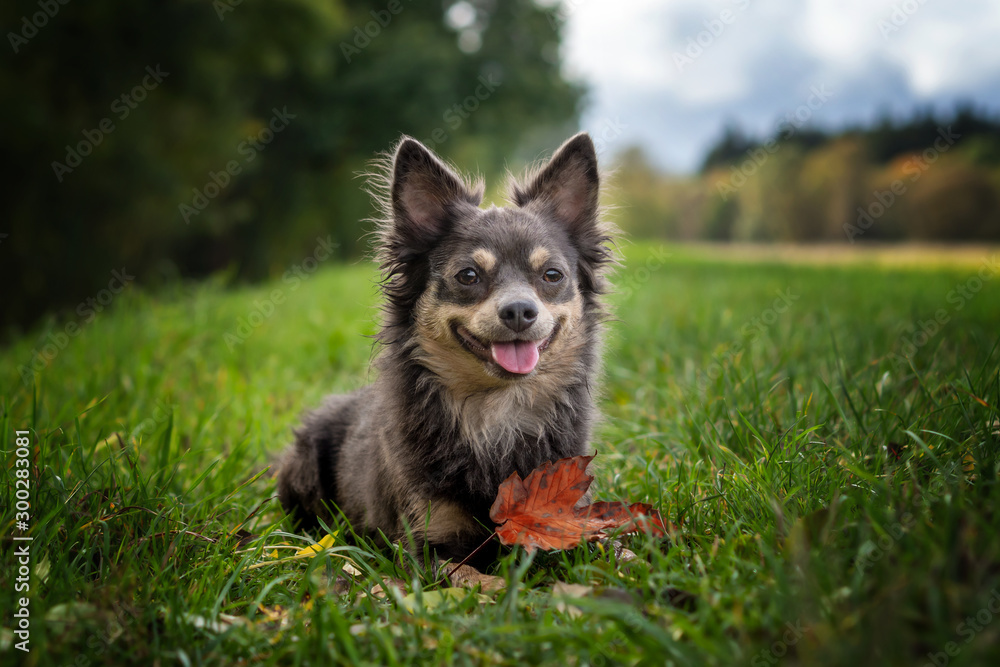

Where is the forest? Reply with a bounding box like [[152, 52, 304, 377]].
[[612, 105, 1000, 244], [1, 0, 580, 332]]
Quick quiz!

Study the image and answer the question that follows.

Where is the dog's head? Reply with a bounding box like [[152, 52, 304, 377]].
[[374, 133, 614, 392]]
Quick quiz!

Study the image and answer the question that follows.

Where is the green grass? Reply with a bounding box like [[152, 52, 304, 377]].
[[2, 242, 1000, 666]]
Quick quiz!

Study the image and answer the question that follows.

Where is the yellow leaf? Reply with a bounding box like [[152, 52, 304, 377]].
[[294, 532, 338, 556], [963, 451, 976, 475]]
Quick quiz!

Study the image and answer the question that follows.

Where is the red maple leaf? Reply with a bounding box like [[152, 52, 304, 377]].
[[488, 454, 668, 552]]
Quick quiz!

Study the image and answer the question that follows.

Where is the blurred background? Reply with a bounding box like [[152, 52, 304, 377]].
[[3, 0, 999, 336]]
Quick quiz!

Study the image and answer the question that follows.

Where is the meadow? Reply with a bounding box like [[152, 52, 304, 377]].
[[2, 242, 999, 666]]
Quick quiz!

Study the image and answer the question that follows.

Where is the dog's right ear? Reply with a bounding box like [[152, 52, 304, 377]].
[[390, 138, 481, 252]]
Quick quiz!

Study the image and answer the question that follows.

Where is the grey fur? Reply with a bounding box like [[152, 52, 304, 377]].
[[277, 133, 615, 562]]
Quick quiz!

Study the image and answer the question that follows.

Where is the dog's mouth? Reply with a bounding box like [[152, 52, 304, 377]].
[[452, 323, 559, 375]]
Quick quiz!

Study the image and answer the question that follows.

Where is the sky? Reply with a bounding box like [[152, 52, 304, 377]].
[[557, 0, 1000, 173]]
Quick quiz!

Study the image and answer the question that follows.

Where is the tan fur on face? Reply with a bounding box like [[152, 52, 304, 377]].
[[411, 281, 587, 460], [472, 248, 497, 272], [528, 246, 550, 271], [412, 282, 562, 393]]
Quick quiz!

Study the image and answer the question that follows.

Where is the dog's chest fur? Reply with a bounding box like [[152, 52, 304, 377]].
[[384, 341, 595, 503]]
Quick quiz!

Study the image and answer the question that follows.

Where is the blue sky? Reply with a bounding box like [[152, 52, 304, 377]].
[[556, 0, 1000, 172]]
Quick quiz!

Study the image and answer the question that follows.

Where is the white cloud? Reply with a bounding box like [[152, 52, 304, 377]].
[[883, 3, 1000, 95], [558, 0, 1000, 171], [561, 0, 669, 90]]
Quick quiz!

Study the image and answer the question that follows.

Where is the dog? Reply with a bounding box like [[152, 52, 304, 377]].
[[276, 132, 615, 566]]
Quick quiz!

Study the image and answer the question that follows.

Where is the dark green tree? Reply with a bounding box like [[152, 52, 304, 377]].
[[1, 0, 582, 334]]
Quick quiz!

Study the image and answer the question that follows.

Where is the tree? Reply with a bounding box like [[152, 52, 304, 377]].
[[2, 0, 582, 333]]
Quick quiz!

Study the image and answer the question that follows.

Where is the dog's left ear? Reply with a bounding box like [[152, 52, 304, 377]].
[[512, 133, 600, 235]]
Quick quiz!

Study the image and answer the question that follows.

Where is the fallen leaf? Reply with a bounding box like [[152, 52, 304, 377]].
[[341, 561, 364, 577], [181, 612, 246, 633], [398, 588, 490, 613], [295, 532, 338, 556], [44, 602, 98, 634], [595, 587, 640, 607], [230, 529, 259, 549], [608, 541, 638, 563], [35, 555, 51, 584], [368, 577, 407, 600], [331, 575, 353, 596], [489, 454, 668, 552], [447, 564, 506, 593], [552, 582, 594, 618], [553, 582, 594, 597], [963, 450, 976, 476], [886, 441, 905, 461], [256, 603, 288, 624]]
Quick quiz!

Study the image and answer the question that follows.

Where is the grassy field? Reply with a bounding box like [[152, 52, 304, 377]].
[[2, 242, 1000, 666]]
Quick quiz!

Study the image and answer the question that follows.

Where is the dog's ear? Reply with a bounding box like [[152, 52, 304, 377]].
[[512, 133, 614, 297], [512, 133, 600, 235], [391, 138, 480, 250]]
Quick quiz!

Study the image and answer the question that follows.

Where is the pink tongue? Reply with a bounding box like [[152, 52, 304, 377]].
[[491, 340, 540, 374]]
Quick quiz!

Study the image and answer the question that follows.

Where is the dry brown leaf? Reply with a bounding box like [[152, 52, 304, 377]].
[[552, 582, 594, 618], [369, 577, 406, 600], [447, 564, 506, 593]]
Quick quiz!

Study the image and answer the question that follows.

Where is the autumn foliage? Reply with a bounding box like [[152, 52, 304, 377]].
[[489, 454, 668, 552], [611, 107, 1000, 244]]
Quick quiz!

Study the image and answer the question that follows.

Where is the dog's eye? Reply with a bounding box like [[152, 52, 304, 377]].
[[543, 268, 564, 283], [455, 268, 480, 285]]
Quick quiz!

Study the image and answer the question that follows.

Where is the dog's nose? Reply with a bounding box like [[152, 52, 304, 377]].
[[498, 300, 538, 333]]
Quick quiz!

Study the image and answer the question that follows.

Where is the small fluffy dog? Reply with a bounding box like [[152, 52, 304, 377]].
[[277, 133, 614, 563]]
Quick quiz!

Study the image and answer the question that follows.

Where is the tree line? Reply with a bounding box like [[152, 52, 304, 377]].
[[612, 105, 1000, 244]]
